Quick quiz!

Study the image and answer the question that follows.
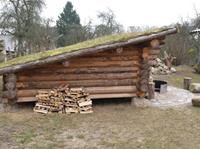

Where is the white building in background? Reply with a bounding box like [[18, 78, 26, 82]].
[[0, 33, 16, 52], [0, 30, 17, 61]]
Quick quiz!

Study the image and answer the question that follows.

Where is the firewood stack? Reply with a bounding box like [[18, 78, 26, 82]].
[[151, 58, 176, 75], [34, 85, 93, 114]]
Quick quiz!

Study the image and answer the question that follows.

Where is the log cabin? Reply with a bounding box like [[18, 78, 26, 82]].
[[0, 27, 177, 108]]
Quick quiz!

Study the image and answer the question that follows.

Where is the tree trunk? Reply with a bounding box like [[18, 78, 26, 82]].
[[17, 38, 24, 56], [198, 48, 200, 64]]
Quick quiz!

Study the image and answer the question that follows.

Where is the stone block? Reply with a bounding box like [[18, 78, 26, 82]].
[[192, 98, 200, 107], [190, 83, 200, 93]]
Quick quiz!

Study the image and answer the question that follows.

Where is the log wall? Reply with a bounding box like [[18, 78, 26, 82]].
[[2, 41, 162, 103], [12, 46, 141, 102]]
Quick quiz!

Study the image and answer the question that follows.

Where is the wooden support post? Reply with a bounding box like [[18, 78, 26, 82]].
[[137, 47, 151, 98], [183, 77, 192, 90], [2, 73, 18, 111], [137, 39, 161, 99]]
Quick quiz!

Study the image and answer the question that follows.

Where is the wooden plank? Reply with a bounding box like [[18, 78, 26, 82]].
[[17, 86, 137, 97], [18, 66, 139, 75], [16, 79, 138, 89], [17, 72, 138, 81], [17, 93, 137, 102]]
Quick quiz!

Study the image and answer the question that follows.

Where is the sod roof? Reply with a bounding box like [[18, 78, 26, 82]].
[[0, 27, 177, 74]]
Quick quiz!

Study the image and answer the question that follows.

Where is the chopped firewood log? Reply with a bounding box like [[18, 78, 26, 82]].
[[34, 85, 93, 114], [33, 103, 50, 114], [80, 110, 93, 114], [65, 107, 79, 114], [78, 101, 92, 107]]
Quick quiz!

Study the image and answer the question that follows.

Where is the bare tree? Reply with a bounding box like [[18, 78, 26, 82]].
[[161, 23, 192, 65], [25, 19, 57, 53], [94, 9, 124, 37], [0, 0, 45, 56], [190, 11, 200, 73]]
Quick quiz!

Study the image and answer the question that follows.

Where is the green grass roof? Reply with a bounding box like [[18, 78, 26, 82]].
[[0, 27, 171, 69]]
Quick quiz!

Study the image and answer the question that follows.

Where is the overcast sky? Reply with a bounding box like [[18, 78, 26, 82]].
[[43, 0, 200, 29]]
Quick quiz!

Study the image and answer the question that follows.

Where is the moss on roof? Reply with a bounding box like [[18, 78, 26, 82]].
[[0, 27, 170, 69]]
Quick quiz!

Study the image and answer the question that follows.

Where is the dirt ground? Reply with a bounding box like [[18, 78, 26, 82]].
[[0, 104, 200, 149], [0, 65, 200, 149]]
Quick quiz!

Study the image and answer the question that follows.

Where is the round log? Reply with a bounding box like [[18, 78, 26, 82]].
[[147, 82, 155, 99], [150, 39, 160, 49], [5, 82, 16, 90], [4, 74, 17, 83], [183, 77, 192, 90], [3, 91, 17, 100], [140, 85, 148, 92]]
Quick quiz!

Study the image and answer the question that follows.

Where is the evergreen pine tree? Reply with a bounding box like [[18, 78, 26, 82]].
[[56, 2, 81, 47]]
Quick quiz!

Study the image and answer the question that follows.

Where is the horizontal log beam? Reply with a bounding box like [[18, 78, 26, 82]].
[[90, 93, 136, 99], [16, 79, 138, 89], [17, 93, 137, 102], [81, 46, 139, 56], [41, 60, 140, 68], [86, 51, 139, 57], [17, 86, 137, 97], [86, 86, 137, 94], [18, 66, 139, 75], [70, 55, 140, 62], [17, 72, 138, 82]]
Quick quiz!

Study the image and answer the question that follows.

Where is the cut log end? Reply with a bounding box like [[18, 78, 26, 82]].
[[183, 77, 192, 90], [34, 85, 93, 114]]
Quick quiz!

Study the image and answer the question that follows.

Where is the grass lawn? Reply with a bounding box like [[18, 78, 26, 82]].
[[153, 65, 200, 88], [0, 65, 200, 149], [1, 105, 200, 149]]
